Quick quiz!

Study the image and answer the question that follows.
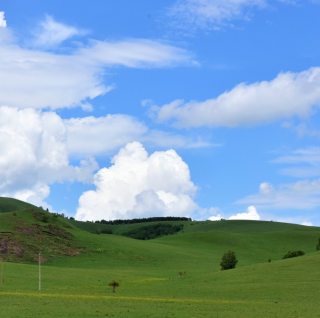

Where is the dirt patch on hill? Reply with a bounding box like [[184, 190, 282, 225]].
[[0, 237, 25, 258], [0, 221, 85, 263]]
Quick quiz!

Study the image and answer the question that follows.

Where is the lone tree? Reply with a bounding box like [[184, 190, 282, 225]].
[[108, 280, 119, 293], [220, 250, 238, 270], [316, 236, 320, 251]]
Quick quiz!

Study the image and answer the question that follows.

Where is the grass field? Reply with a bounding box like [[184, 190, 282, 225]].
[[1, 198, 320, 317]]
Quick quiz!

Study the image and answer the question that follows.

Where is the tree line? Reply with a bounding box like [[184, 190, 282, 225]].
[[94, 216, 191, 225]]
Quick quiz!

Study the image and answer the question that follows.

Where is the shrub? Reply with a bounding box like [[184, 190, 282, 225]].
[[220, 250, 238, 270], [40, 214, 49, 223], [178, 271, 187, 279], [316, 236, 320, 251], [282, 250, 305, 259]]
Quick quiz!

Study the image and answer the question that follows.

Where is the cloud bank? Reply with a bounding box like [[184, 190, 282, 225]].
[[237, 180, 320, 209], [75, 142, 198, 221], [0, 106, 98, 207], [0, 16, 194, 110], [153, 67, 320, 128]]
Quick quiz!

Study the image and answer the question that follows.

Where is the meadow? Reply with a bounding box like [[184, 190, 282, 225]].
[[1, 198, 320, 317]]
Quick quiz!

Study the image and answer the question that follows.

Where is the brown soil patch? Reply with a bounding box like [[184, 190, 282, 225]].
[[0, 238, 25, 258]]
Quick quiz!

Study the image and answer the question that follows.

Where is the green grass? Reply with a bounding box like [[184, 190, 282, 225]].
[[0, 197, 38, 213], [1, 200, 320, 317]]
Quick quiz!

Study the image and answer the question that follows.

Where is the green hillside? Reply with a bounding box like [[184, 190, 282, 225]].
[[0, 197, 39, 213], [1, 200, 320, 317]]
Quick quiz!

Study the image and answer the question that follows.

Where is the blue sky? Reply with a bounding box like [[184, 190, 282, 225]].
[[0, 0, 320, 225]]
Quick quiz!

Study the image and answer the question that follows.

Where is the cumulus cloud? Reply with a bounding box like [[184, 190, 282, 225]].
[[0, 106, 98, 206], [167, 0, 266, 31], [0, 106, 209, 209], [228, 205, 260, 220], [75, 142, 198, 221], [301, 221, 313, 226], [0, 17, 194, 110], [0, 11, 6, 28], [237, 180, 320, 209], [33, 15, 84, 47], [152, 67, 320, 128]]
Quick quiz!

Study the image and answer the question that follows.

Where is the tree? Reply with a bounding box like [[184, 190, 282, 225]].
[[316, 236, 320, 251], [108, 280, 119, 292], [220, 250, 238, 270]]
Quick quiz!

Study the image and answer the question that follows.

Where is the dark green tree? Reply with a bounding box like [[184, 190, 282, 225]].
[[220, 250, 238, 270], [316, 236, 320, 251], [108, 280, 119, 293]]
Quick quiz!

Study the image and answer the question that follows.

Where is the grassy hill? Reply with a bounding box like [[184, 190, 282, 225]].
[[0, 197, 38, 213], [1, 198, 320, 317]]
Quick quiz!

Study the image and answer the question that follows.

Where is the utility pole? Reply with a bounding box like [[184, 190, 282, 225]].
[[39, 251, 41, 291], [0, 262, 3, 288]]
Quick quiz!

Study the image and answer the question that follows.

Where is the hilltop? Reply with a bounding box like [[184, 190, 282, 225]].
[[0, 197, 38, 213]]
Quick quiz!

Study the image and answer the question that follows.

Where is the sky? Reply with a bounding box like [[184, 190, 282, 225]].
[[0, 0, 320, 225]]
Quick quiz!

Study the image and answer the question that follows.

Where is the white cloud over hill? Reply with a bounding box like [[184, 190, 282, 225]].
[[0, 106, 210, 208], [208, 205, 261, 221], [228, 205, 260, 220], [0, 106, 98, 207], [237, 180, 320, 210], [75, 142, 198, 221], [153, 67, 320, 128]]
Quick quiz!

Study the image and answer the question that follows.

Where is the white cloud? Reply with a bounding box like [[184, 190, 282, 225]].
[[0, 106, 209, 209], [166, 0, 313, 31], [0, 12, 6, 28], [167, 0, 266, 31], [0, 106, 98, 206], [206, 207, 223, 220], [153, 67, 320, 128], [301, 221, 313, 226], [65, 115, 212, 158], [0, 17, 194, 110], [237, 180, 320, 209], [75, 142, 198, 221], [33, 15, 83, 47], [228, 205, 261, 220], [271, 147, 320, 178], [283, 122, 320, 139]]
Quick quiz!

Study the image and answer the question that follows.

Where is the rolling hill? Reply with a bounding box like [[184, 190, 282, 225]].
[[1, 197, 320, 317]]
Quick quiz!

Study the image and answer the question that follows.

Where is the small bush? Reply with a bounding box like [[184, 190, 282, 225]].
[[316, 236, 320, 251], [282, 250, 305, 259], [41, 215, 49, 223], [220, 250, 238, 270], [178, 271, 187, 279]]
